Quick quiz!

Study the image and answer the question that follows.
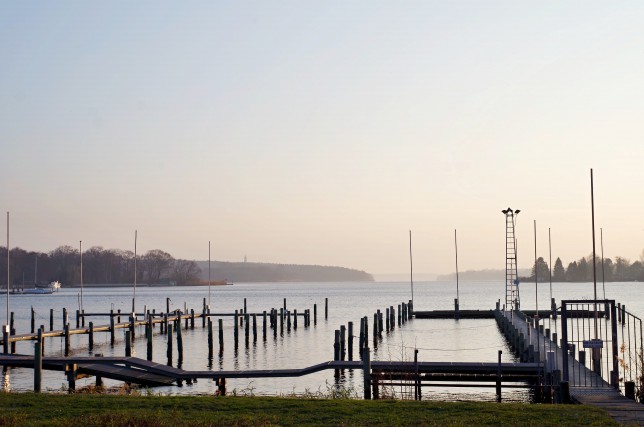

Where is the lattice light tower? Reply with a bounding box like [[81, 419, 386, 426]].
[[502, 208, 520, 311]]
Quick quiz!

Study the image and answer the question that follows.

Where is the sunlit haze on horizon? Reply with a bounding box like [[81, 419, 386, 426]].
[[2, 2, 644, 277]]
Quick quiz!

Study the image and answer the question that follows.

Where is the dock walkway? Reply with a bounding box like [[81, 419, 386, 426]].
[[497, 310, 644, 425]]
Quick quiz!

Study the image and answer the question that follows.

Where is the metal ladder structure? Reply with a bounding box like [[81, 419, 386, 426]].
[[503, 208, 520, 311]]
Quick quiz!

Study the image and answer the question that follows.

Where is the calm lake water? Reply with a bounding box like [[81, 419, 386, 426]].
[[2, 280, 642, 401]]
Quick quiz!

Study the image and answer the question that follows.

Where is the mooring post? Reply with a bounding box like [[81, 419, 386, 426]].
[[398, 304, 402, 327], [217, 378, 226, 396], [177, 315, 184, 362], [286, 310, 291, 332], [30, 306, 35, 334], [34, 328, 43, 393], [373, 313, 379, 340], [189, 309, 194, 330], [292, 309, 297, 330], [385, 308, 390, 332], [184, 309, 189, 330], [202, 306, 206, 329], [89, 321, 94, 351], [63, 307, 68, 328], [244, 313, 250, 345], [252, 313, 257, 343], [359, 318, 365, 351], [110, 312, 115, 344], [364, 316, 369, 349], [39, 325, 45, 355], [2, 325, 8, 354], [64, 323, 70, 356], [129, 315, 135, 340], [234, 310, 239, 349], [340, 325, 346, 360], [218, 318, 224, 353], [348, 321, 354, 360], [50, 308, 54, 331], [334, 330, 340, 360], [283, 298, 286, 311], [125, 330, 131, 357], [66, 363, 77, 392], [363, 346, 372, 400], [207, 318, 213, 358], [496, 350, 502, 402], [147, 320, 153, 361], [390, 306, 395, 330], [82, 309, 85, 327], [314, 304, 317, 325], [279, 308, 284, 335], [166, 297, 170, 314], [166, 323, 173, 365], [262, 311, 267, 341], [9, 315, 15, 354], [75, 309, 79, 328], [325, 298, 328, 319], [163, 313, 169, 335]]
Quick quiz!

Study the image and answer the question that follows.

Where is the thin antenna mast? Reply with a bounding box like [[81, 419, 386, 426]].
[[454, 229, 460, 304], [601, 228, 606, 300], [590, 169, 598, 337], [80, 240, 83, 312], [409, 230, 414, 306], [6, 212, 9, 325], [133, 230, 137, 316]]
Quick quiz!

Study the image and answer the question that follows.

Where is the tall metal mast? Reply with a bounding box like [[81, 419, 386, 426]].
[[502, 208, 520, 311]]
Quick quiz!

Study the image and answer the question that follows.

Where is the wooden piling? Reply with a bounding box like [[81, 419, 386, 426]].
[[362, 347, 371, 400], [398, 304, 402, 327], [49, 308, 54, 331], [82, 309, 85, 327], [385, 308, 390, 332], [207, 318, 213, 358], [252, 314, 257, 343], [76, 310, 80, 328], [244, 313, 250, 345], [340, 325, 346, 360], [218, 318, 224, 353], [359, 318, 365, 351], [348, 321, 354, 360], [147, 321, 153, 361], [64, 323, 70, 356], [279, 308, 284, 335], [125, 330, 131, 357], [166, 323, 173, 365], [89, 321, 94, 351], [2, 325, 8, 354], [66, 363, 77, 392], [177, 316, 184, 361], [34, 328, 43, 393], [31, 307, 35, 334], [63, 308, 68, 328], [262, 311, 267, 341], [294, 309, 298, 330], [334, 330, 340, 360], [283, 298, 286, 311], [314, 304, 317, 325], [234, 310, 239, 349], [286, 310, 291, 332], [190, 309, 195, 329], [364, 316, 369, 348], [325, 298, 328, 319], [110, 313, 115, 344]]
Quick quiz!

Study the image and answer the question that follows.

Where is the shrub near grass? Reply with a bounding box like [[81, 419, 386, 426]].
[[0, 393, 617, 427]]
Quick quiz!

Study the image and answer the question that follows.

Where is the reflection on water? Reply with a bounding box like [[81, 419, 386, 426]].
[[2, 367, 9, 392]]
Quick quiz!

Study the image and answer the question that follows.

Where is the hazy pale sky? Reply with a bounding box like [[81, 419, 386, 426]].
[[2, 2, 644, 277]]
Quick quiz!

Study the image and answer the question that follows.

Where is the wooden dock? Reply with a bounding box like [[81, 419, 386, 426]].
[[496, 309, 644, 424]]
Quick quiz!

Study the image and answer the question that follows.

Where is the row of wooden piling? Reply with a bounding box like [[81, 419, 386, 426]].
[[333, 301, 412, 363]]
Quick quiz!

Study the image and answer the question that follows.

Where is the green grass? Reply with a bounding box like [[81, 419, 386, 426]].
[[0, 393, 618, 427]]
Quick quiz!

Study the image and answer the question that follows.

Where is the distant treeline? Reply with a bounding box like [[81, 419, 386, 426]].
[[0, 246, 373, 286], [0, 246, 202, 286], [195, 261, 374, 283], [524, 254, 644, 282]]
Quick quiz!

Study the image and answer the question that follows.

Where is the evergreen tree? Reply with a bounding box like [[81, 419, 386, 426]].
[[530, 257, 550, 282], [553, 257, 565, 281]]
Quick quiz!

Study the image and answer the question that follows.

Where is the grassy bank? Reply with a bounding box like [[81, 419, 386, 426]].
[[0, 393, 617, 426]]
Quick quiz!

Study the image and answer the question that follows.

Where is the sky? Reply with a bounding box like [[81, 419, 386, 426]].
[[1, 2, 644, 278]]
